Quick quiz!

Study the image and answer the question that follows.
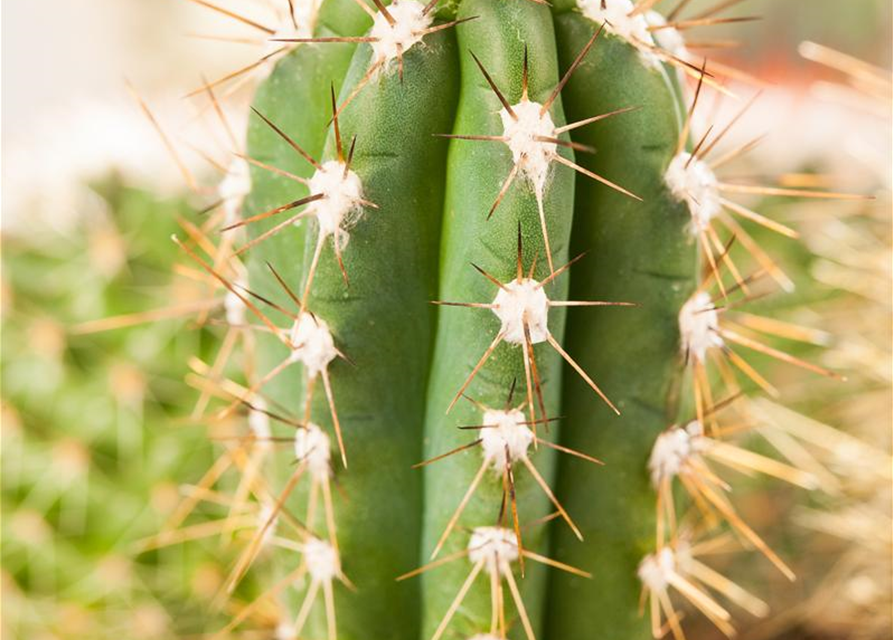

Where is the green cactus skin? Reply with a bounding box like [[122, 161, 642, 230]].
[[241, 2, 698, 640], [245, 0, 372, 410], [419, 1, 577, 637], [291, 25, 460, 640], [544, 13, 696, 640], [241, 0, 371, 627]]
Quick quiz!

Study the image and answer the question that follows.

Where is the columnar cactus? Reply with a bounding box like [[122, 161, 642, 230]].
[[149, 0, 874, 639]]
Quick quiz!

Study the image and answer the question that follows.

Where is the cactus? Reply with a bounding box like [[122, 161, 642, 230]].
[[114, 1, 877, 639]]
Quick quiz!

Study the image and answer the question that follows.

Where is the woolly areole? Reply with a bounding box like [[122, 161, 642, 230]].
[[500, 99, 558, 200], [678, 291, 723, 363], [480, 408, 534, 472], [288, 313, 338, 378], [645, 11, 689, 60], [224, 277, 248, 327], [577, 0, 660, 67], [257, 502, 279, 547], [492, 278, 550, 345], [294, 422, 332, 480], [665, 152, 722, 234], [468, 526, 519, 575], [304, 537, 340, 583], [263, 2, 316, 60], [248, 396, 273, 451], [648, 420, 706, 487], [370, 0, 433, 69], [638, 546, 676, 592], [307, 160, 364, 243]]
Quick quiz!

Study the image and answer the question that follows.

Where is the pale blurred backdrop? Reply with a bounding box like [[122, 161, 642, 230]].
[[2, 0, 890, 232]]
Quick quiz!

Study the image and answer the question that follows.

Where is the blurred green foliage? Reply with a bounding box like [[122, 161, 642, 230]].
[[1, 177, 230, 639]]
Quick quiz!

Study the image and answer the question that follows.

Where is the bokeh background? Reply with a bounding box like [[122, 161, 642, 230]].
[[2, 1, 891, 639]]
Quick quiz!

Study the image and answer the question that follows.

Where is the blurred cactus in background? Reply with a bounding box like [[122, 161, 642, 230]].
[[1, 179, 219, 638]]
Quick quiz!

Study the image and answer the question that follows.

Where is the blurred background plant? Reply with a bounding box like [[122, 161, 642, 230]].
[[1, 1, 890, 639]]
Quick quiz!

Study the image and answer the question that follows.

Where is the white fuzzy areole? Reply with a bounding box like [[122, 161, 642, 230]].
[[288, 313, 338, 378], [492, 278, 550, 345], [262, 0, 318, 61], [307, 160, 364, 245], [248, 396, 273, 451], [257, 502, 279, 547], [294, 422, 332, 480], [638, 546, 676, 591], [304, 537, 340, 582], [644, 10, 689, 60], [369, 0, 433, 69], [678, 291, 723, 363], [577, 0, 660, 67], [468, 526, 519, 575], [665, 152, 721, 234], [480, 409, 534, 472], [500, 99, 558, 201], [219, 156, 252, 228], [275, 622, 298, 640], [224, 288, 247, 327], [648, 420, 706, 486]]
